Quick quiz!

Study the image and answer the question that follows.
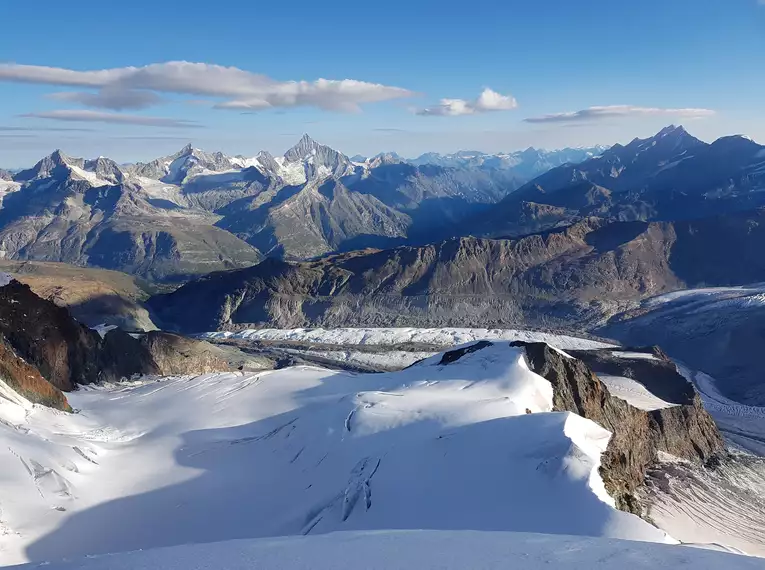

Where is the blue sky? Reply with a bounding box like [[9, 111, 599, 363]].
[[1, 0, 764, 167]]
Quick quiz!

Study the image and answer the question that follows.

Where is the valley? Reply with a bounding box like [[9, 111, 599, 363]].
[[2, 126, 765, 569]]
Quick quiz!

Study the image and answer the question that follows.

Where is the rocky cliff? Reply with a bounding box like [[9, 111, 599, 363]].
[[0, 337, 71, 411], [0, 279, 233, 406], [512, 342, 724, 513]]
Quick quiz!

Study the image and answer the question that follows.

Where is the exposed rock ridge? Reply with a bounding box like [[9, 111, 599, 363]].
[[511, 341, 724, 514], [0, 280, 232, 404]]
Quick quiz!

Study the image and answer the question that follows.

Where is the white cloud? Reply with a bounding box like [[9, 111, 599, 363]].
[[0, 62, 413, 113], [524, 105, 715, 123], [48, 88, 163, 111], [416, 88, 518, 117], [21, 110, 200, 128]]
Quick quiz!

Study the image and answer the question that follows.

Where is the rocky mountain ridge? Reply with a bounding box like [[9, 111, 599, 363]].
[[148, 208, 765, 333], [0, 137, 609, 275], [0, 278, 233, 409], [476, 125, 765, 237]]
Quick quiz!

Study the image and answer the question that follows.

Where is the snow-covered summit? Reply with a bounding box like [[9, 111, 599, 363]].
[[283, 134, 357, 179], [0, 341, 672, 566]]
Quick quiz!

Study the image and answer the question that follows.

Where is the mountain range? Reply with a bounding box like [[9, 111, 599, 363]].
[[476, 125, 765, 237], [0, 138, 606, 280], [3, 126, 765, 284], [4, 126, 765, 565], [148, 208, 765, 333]]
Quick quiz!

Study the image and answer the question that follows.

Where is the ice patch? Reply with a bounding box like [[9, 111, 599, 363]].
[[610, 351, 660, 361], [68, 165, 109, 187]]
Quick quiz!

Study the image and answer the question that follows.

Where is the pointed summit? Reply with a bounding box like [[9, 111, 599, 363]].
[[14, 149, 82, 181], [657, 124, 682, 137], [49, 149, 72, 165], [284, 134, 323, 162], [283, 134, 355, 179], [620, 125, 704, 157], [168, 143, 196, 160]]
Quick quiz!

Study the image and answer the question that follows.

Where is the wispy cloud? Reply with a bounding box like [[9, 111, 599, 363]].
[[416, 88, 518, 117], [21, 110, 201, 128], [0, 125, 96, 132], [0, 133, 38, 138], [524, 105, 715, 124], [48, 88, 163, 111], [0, 61, 413, 113], [109, 135, 195, 140]]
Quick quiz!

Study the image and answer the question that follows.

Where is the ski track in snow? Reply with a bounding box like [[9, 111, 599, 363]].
[[0, 344, 675, 566]]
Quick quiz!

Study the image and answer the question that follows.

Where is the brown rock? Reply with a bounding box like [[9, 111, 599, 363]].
[[0, 336, 70, 411], [138, 331, 231, 376], [512, 342, 724, 514], [0, 280, 104, 391]]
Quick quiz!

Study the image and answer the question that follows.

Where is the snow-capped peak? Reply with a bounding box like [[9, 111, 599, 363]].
[[283, 134, 356, 179]]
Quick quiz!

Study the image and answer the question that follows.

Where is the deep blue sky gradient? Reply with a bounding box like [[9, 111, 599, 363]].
[[1, 0, 764, 166]]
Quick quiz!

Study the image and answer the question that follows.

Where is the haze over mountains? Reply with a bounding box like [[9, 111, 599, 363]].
[[0, 137, 606, 279], [1, 126, 765, 286]]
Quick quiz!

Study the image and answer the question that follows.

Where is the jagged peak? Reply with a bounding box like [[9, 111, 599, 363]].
[[657, 124, 685, 137], [298, 133, 315, 145], [47, 149, 74, 165], [284, 133, 324, 159]]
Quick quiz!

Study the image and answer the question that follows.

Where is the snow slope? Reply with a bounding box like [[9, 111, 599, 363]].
[[0, 343, 670, 566], [204, 327, 615, 349], [598, 376, 677, 411], [11, 531, 762, 570]]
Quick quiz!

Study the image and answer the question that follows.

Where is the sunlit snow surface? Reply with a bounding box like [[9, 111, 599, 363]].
[[10, 531, 764, 570], [204, 327, 616, 350], [0, 343, 671, 566]]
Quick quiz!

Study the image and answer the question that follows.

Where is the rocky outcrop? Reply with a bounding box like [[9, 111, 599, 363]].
[[0, 280, 232, 401], [137, 331, 231, 376], [0, 259, 157, 331], [0, 280, 105, 391], [513, 342, 724, 513], [0, 337, 70, 411]]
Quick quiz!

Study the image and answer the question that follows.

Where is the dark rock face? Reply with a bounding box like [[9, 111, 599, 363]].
[[0, 337, 70, 411], [0, 281, 232, 399], [101, 329, 161, 380], [0, 280, 105, 391], [513, 342, 724, 514]]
